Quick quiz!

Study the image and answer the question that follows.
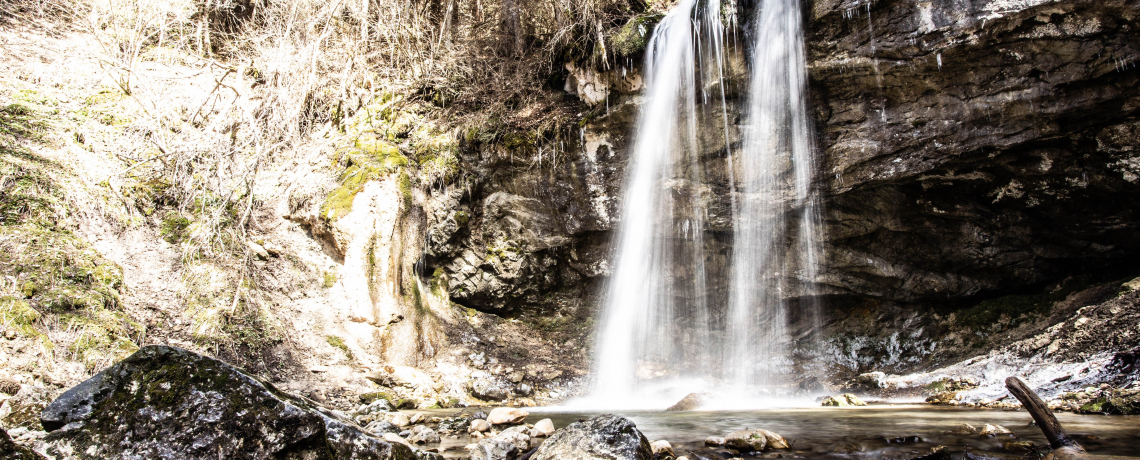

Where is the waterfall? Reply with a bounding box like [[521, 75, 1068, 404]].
[[585, 0, 821, 409], [726, 0, 822, 391]]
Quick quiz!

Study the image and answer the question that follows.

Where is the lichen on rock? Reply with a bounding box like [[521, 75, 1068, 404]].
[[39, 345, 417, 460]]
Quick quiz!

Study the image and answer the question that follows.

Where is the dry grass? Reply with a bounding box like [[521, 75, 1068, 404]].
[[0, 0, 663, 355]]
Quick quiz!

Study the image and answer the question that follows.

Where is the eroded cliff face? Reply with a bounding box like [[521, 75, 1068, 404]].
[[415, 0, 1140, 379], [809, 0, 1140, 303]]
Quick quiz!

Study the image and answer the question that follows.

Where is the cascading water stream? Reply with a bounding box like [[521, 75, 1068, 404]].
[[583, 0, 822, 409], [726, 0, 822, 392]]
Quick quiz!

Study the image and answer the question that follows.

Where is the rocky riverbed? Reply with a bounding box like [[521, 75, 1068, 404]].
[[2, 345, 1138, 459]]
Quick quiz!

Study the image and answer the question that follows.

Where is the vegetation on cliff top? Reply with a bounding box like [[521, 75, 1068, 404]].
[[0, 88, 137, 370]]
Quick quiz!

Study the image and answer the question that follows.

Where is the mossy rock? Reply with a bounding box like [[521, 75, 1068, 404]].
[[326, 335, 353, 360], [1077, 390, 1140, 415], [953, 290, 1064, 330], [1079, 398, 1105, 413], [360, 392, 392, 405], [609, 14, 664, 58], [40, 345, 417, 459], [320, 135, 408, 220]]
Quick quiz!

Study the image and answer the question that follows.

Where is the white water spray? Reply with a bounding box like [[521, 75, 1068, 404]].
[[583, 0, 822, 409]]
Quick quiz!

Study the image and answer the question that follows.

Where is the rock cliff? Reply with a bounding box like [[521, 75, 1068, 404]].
[[418, 0, 1140, 375]]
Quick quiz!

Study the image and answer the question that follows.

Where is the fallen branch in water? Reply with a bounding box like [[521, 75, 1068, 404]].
[[1005, 376, 1087, 460]]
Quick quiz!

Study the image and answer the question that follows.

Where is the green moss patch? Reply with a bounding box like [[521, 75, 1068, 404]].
[[321, 95, 466, 222], [321, 269, 337, 288], [0, 225, 124, 313], [609, 14, 663, 58], [62, 310, 142, 369], [320, 134, 408, 220], [160, 212, 193, 244], [953, 290, 1064, 330], [0, 297, 42, 338], [326, 335, 353, 360]]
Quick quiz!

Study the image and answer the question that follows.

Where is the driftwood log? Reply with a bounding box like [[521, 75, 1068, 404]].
[[1005, 376, 1086, 452], [1005, 376, 1095, 460]]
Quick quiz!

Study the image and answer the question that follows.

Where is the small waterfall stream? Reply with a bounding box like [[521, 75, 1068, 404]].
[[586, 0, 822, 409]]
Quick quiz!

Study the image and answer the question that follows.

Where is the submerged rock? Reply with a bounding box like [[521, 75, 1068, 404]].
[[1003, 440, 1036, 451], [725, 429, 789, 452], [531, 414, 653, 460], [38, 345, 416, 460], [979, 424, 1011, 437]]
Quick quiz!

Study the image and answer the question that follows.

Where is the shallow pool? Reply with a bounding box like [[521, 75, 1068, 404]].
[[420, 405, 1140, 458]]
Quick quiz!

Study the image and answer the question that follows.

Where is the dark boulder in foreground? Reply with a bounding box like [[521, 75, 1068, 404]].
[[38, 345, 423, 460], [531, 414, 652, 460]]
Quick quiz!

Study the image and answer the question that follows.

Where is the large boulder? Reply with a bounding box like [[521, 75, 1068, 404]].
[[38, 345, 417, 460], [531, 414, 653, 460]]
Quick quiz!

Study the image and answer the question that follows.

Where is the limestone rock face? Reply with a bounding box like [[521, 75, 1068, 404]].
[[808, 0, 1140, 302], [531, 414, 653, 460], [38, 345, 415, 460]]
